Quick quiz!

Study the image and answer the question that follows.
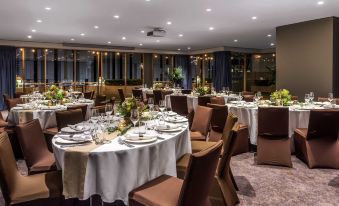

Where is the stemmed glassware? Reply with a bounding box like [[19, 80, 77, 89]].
[[304, 94, 310, 105], [130, 109, 140, 128], [328, 93, 334, 105], [238, 92, 243, 102], [148, 98, 154, 112], [309, 92, 314, 104], [105, 104, 113, 122], [225, 87, 230, 95], [159, 100, 166, 113]]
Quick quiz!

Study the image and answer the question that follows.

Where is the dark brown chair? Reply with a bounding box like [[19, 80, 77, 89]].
[[91, 105, 106, 114], [14, 92, 25, 98], [118, 88, 125, 103], [257, 107, 292, 167], [206, 103, 228, 142], [161, 90, 173, 100], [170, 95, 189, 116], [190, 106, 213, 141], [145, 93, 154, 103], [67, 104, 87, 120], [292, 96, 299, 101], [181, 89, 192, 94], [242, 91, 254, 95], [95, 94, 108, 106], [232, 123, 250, 156], [55, 109, 83, 131], [153, 90, 163, 105], [16, 119, 56, 175], [0, 132, 67, 206], [210, 96, 225, 105], [318, 97, 339, 104], [83, 91, 94, 99], [5, 97, 22, 111], [294, 110, 339, 169], [129, 141, 223, 206], [243, 95, 254, 102], [0, 111, 8, 128], [132, 89, 143, 101], [198, 96, 211, 107]]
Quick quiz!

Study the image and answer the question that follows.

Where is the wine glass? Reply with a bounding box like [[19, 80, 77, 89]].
[[148, 98, 154, 111], [159, 100, 166, 113], [225, 87, 230, 95], [328, 93, 334, 103], [90, 108, 99, 124], [304, 94, 310, 105], [238, 92, 243, 102], [222, 87, 226, 94], [130, 109, 139, 128], [105, 104, 113, 122], [309, 92, 314, 103]]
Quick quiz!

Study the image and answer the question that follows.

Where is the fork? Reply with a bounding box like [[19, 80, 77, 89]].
[[118, 138, 135, 148]]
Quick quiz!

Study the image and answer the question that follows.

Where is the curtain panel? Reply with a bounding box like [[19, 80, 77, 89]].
[[213, 51, 232, 92], [175, 55, 191, 89], [0, 46, 17, 109]]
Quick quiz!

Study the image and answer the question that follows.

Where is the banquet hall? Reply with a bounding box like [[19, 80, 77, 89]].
[[0, 0, 338, 205]]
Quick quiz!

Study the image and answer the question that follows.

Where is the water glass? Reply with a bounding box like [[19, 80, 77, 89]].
[[130, 109, 139, 127], [328, 93, 334, 103], [304, 94, 310, 105], [148, 98, 154, 112], [159, 100, 166, 112], [309, 92, 314, 103]]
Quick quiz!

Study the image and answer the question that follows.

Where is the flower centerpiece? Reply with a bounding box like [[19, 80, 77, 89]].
[[44, 85, 67, 104], [270, 89, 292, 106], [168, 67, 184, 86], [153, 82, 163, 90], [117, 97, 147, 117], [194, 85, 211, 96]]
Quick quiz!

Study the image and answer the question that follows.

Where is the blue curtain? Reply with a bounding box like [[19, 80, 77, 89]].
[[0, 46, 17, 109], [213, 51, 232, 91], [175, 55, 191, 89]]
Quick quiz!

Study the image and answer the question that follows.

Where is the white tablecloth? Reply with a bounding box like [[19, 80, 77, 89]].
[[8, 100, 94, 129], [52, 125, 191, 203], [228, 105, 311, 145]]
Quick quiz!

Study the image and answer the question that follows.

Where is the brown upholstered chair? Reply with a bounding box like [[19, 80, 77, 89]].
[[118, 88, 125, 103], [170, 95, 189, 116], [129, 141, 223, 206], [190, 106, 213, 141], [14, 92, 25, 98], [83, 91, 94, 99], [291, 96, 299, 101], [243, 95, 254, 102], [67, 104, 87, 120], [91, 105, 106, 114], [294, 110, 339, 169], [257, 107, 292, 167], [181, 89, 192, 94], [318, 97, 339, 104], [198, 96, 211, 107], [232, 123, 250, 156], [242, 91, 254, 95], [161, 90, 173, 100], [0, 132, 66, 206], [145, 93, 154, 103], [206, 103, 228, 142], [210, 96, 225, 105], [55, 109, 83, 131], [132, 89, 143, 100], [5, 97, 22, 111], [0, 111, 8, 128], [16, 119, 56, 175], [152, 90, 162, 105], [95, 94, 108, 106]]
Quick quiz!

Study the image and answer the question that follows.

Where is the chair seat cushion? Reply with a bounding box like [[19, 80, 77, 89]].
[[191, 141, 217, 153], [30, 153, 56, 174], [129, 175, 183, 206], [10, 171, 62, 204], [176, 153, 190, 179], [295, 128, 307, 138], [190, 131, 206, 141], [43, 127, 58, 135], [0, 120, 8, 127]]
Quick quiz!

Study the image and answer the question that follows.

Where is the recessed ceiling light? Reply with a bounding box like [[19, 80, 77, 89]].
[[145, 0, 151, 2], [36, 19, 42, 23], [178, 34, 183, 37], [31, 29, 36, 33], [206, 8, 212, 12], [139, 43, 143, 46], [107, 41, 111, 44], [27, 35, 32, 39], [270, 43, 275, 46], [177, 48, 181, 51], [167, 21, 172, 25], [70, 38, 75, 41], [187, 47, 191, 50], [45, 7, 51, 11], [122, 36, 126, 40], [94, 25, 99, 29], [234, 39, 238, 42], [267, 34, 272, 37], [113, 15, 120, 19], [140, 30, 145, 33], [251, 16, 257, 20], [80, 33, 85, 36], [317, 1, 324, 5], [156, 40, 160, 43], [209, 27, 214, 31]]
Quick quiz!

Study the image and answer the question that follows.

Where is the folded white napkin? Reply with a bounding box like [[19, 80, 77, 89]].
[[125, 132, 157, 140], [156, 124, 180, 130]]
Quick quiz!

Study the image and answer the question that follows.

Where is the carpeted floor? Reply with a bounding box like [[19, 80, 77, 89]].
[[232, 153, 339, 206], [1, 153, 338, 206]]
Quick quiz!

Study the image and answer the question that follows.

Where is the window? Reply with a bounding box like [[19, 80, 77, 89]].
[[76, 51, 98, 82]]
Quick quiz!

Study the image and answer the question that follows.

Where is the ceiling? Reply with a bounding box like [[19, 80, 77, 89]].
[[0, 0, 339, 52]]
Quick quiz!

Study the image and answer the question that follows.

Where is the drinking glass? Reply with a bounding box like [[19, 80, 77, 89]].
[[309, 92, 314, 103], [159, 100, 166, 113], [304, 94, 310, 105], [238, 92, 243, 101], [222, 87, 226, 94], [105, 104, 113, 116], [225, 87, 230, 95], [328, 93, 334, 103], [130, 109, 139, 127], [148, 98, 154, 112]]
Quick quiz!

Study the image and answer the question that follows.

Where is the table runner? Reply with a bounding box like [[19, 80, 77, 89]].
[[63, 132, 118, 198]]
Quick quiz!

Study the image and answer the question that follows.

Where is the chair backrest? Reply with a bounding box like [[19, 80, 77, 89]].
[[170, 95, 189, 116], [217, 128, 238, 177], [153, 90, 162, 105], [178, 141, 223, 206], [198, 96, 211, 107], [306, 110, 339, 140], [83, 91, 93, 99], [258, 107, 289, 138], [132, 89, 143, 100], [15, 119, 51, 168], [0, 132, 22, 205], [210, 96, 225, 105], [291, 96, 299, 101], [91, 105, 106, 114], [118, 88, 125, 103], [14, 92, 25, 98], [67, 104, 87, 120], [95, 94, 107, 106], [191, 106, 213, 136], [181, 89, 192, 95], [242, 91, 254, 95], [161, 90, 173, 99], [4, 98, 21, 111], [243, 95, 254, 102], [145, 93, 154, 102], [207, 103, 228, 133], [55, 109, 83, 131], [222, 113, 238, 145]]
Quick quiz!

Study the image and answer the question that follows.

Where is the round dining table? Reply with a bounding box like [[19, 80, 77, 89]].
[[52, 121, 191, 204], [7, 99, 94, 129]]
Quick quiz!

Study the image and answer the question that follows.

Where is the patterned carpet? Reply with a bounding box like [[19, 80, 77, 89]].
[[1, 154, 338, 206]]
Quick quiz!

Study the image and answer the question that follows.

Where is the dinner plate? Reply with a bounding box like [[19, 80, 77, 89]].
[[61, 127, 83, 133], [54, 137, 91, 144], [123, 137, 157, 144], [165, 117, 187, 123]]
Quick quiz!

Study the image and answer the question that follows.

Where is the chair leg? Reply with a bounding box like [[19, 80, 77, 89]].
[[229, 168, 239, 191]]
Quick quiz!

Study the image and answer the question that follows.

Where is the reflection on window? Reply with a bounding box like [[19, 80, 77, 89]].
[[127, 53, 142, 80], [153, 55, 173, 81], [24, 48, 44, 83], [46, 49, 55, 83], [56, 50, 74, 82], [76, 51, 97, 82], [102, 52, 124, 80], [16, 48, 23, 77], [203, 55, 214, 83]]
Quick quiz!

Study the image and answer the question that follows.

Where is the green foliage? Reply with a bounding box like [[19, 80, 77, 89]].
[[168, 67, 184, 83], [195, 86, 211, 96], [44, 85, 66, 100], [270, 89, 292, 106]]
